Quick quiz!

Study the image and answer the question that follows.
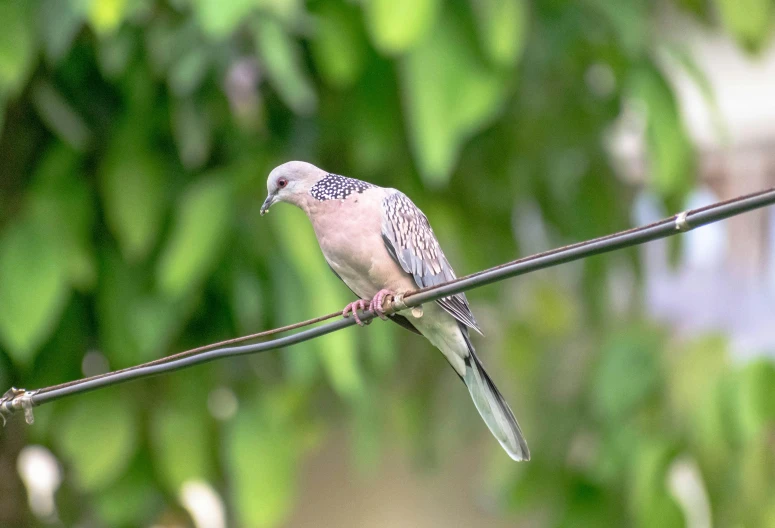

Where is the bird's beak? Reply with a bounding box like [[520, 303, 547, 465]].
[[260, 193, 276, 216]]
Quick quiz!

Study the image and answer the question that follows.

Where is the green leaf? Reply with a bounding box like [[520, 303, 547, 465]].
[[365, 314, 395, 374], [99, 131, 167, 262], [713, 0, 773, 53], [97, 247, 184, 365], [252, 17, 317, 115], [144, 16, 178, 75], [29, 143, 98, 291], [157, 175, 233, 298], [96, 249, 142, 365], [150, 403, 213, 492], [94, 465, 161, 527], [351, 390, 384, 472], [31, 80, 92, 150], [629, 440, 683, 528], [0, 216, 69, 366], [692, 376, 736, 469], [193, 0, 262, 38], [733, 359, 775, 443], [226, 393, 311, 528], [348, 65, 403, 174], [97, 28, 135, 79], [738, 432, 775, 521], [592, 325, 662, 421], [525, 282, 579, 338], [310, 2, 367, 88], [470, 0, 528, 68], [256, 0, 304, 24], [273, 259, 321, 384], [168, 47, 210, 97], [0, 94, 6, 137], [400, 11, 507, 185], [271, 206, 363, 398], [39, 0, 89, 64], [131, 295, 180, 359], [171, 97, 212, 170], [628, 64, 694, 200], [231, 266, 263, 334], [87, 0, 131, 36], [665, 334, 728, 423], [364, 0, 440, 55], [676, 0, 710, 19], [0, 0, 36, 95], [55, 393, 138, 491], [587, 0, 649, 57]]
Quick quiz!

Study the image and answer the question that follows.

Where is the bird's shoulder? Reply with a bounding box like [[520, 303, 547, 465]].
[[381, 189, 429, 221]]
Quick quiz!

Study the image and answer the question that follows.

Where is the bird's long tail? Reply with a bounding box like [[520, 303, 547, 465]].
[[461, 331, 530, 461]]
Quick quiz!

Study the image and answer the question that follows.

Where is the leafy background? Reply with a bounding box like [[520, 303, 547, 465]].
[[1, 0, 774, 526]]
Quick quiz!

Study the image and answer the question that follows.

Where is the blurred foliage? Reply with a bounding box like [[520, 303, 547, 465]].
[[0, 0, 774, 526]]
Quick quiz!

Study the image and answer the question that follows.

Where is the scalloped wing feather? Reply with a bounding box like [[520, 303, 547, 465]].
[[381, 191, 481, 334]]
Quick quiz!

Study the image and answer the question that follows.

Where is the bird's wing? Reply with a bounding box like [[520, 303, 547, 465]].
[[381, 191, 481, 333]]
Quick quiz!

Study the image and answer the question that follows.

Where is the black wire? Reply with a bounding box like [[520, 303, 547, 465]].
[[10, 186, 775, 410]]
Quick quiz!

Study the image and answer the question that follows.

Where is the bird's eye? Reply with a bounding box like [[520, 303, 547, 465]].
[[277, 178, 288, 189]]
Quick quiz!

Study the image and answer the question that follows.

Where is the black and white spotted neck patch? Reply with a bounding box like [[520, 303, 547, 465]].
[[309, 173, 375, 201]]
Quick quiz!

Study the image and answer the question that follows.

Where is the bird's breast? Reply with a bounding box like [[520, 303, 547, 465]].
[[307, 191, 413, 298]]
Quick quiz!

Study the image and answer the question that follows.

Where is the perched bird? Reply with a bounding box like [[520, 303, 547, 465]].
[[261, 161, 530, 461]]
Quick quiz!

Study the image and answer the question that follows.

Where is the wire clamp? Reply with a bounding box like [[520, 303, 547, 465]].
[[0, 387, 38, 427], [675, 211, 691, 232], [390, 293, 409, 312]]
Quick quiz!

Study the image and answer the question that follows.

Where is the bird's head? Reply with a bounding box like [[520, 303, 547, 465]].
[[260, 161, 327, 215]]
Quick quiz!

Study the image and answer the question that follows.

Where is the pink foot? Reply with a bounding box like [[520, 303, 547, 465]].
[[369, 289, 394, 321], [342, 299, 370, 326]]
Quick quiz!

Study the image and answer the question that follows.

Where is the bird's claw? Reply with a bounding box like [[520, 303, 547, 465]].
[[342, 299, 370, 326], [343, 289, 396, 326], [369, 289, 394, 321]]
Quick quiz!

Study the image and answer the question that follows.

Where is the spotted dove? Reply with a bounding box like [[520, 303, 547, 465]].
[[261, 161, 530, 461]]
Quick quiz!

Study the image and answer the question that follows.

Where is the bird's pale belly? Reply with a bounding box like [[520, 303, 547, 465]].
[[323, 235, 414, 300]]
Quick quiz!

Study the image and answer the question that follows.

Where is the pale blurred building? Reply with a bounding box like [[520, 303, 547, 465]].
[[610, 8, 775, 358]]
